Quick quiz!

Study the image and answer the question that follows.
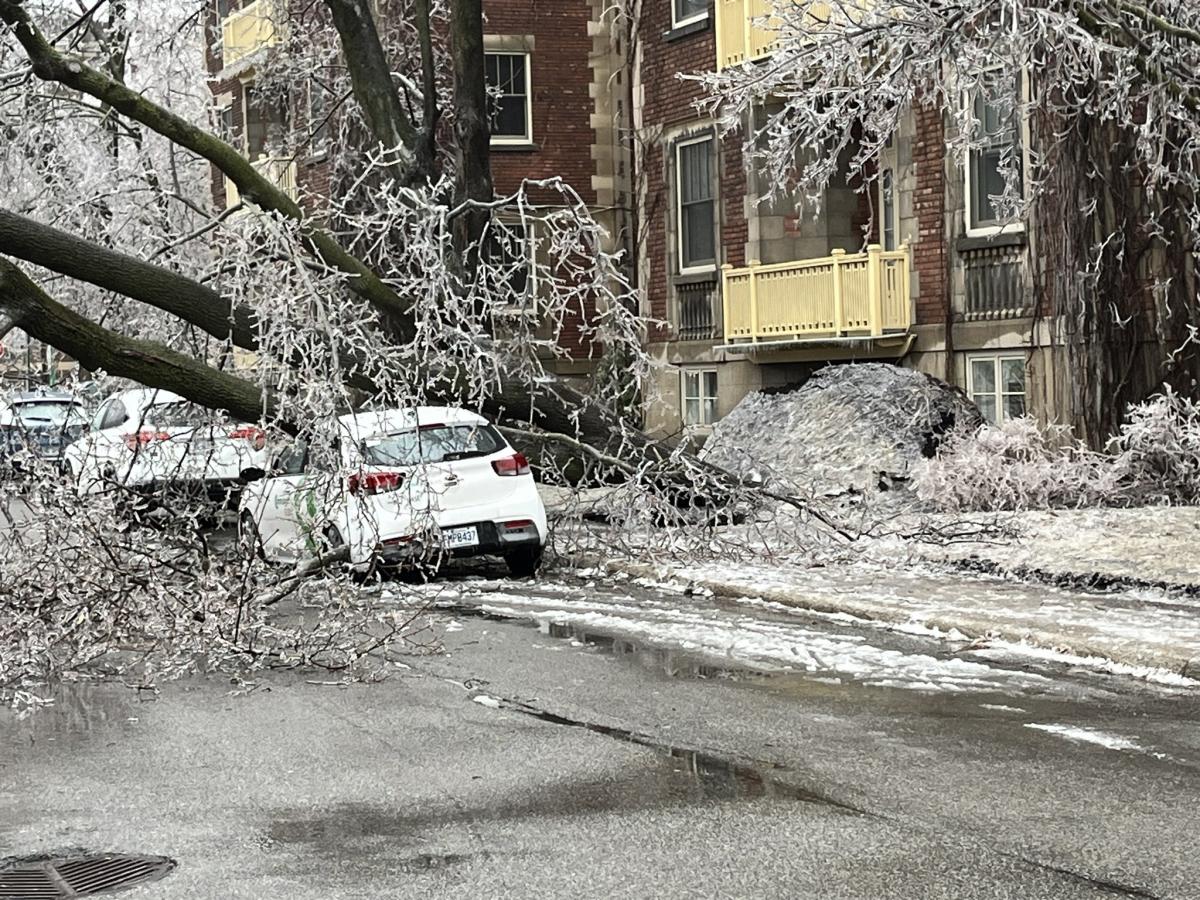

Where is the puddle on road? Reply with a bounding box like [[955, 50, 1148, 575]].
[[544, 621, 770, 682], [263, 738, 855, 865]]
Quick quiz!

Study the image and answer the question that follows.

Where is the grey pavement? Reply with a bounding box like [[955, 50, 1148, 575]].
[[2, 573, 1199, 899]]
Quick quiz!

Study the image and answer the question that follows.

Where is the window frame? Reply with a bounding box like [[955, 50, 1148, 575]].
[[671, 0, 708, 30], [485, 51, 533, 147], [964, 79, 1026, 239], [486, 216, 539, 314], [681, 367, 719, 427], [674, 133, 718, 275], [877, 138, 900, 252], [967, 353, 1027, 425]]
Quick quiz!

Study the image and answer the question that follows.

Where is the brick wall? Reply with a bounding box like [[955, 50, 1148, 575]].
[[638, 8, 747, 338], [486, 0, 596, 208], [912, 100, 947, 326], [203, 0, 608, 360]]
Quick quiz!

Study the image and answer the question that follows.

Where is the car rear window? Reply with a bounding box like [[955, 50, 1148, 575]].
[[147, 401, 212, 428], [362, 424, 506, 466], [13, 401, 84, 426]]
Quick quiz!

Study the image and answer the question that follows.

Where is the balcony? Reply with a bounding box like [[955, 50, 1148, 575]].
[[225, 155, 298, 209], [222, 0, 278, 69], [716, 1, 880, 70], [720, 245, 911, 351]]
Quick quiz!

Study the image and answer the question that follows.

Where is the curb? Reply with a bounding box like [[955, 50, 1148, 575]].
[[587, 557, 1199, 678]]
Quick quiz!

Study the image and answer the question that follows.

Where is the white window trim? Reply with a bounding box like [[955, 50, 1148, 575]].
[[671, 0, 708, 30], [675, 133, 717, 276], [966, 352, 1027, 425], [492, 217, 539, 316], [681, 367, 719, 428], [487, 51, 533, 147], [963, 74, 1029, 239], [877, 142, 900, 252]]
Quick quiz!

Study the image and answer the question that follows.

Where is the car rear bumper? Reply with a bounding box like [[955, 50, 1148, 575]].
[[375, 519, 542, 565]]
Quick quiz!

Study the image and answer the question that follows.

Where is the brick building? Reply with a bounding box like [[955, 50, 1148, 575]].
[[203, 0, 631, 377], [205, 0, 1057, 435], [633, 0, 1055, 437]]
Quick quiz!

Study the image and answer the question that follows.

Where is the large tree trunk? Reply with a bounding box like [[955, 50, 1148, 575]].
[[323, 0, 428, 184], [449, 0, 494, 266]]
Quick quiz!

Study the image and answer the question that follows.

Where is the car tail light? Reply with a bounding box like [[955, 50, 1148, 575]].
[[348, 471, 405, 496], [503, 519, 535, 529], [229, 425, 266, 451], [491, 452, 531, 477], [123, 430, 170, 451]]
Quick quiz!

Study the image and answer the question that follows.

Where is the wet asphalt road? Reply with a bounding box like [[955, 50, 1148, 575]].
[[3, 570, 1200, 899]]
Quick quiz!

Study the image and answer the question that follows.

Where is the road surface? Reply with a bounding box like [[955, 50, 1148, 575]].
[[2, 570, 1198, 899]]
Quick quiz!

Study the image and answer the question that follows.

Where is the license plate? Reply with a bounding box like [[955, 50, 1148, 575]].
[[442, 525, 478, 549]]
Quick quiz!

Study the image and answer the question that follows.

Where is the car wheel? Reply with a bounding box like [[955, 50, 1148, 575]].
[[238, 512, 266, 561], [505, 546, 543, 578]]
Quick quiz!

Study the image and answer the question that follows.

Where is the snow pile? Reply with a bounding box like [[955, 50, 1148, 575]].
[[701, 363, 981, 496], [915, 387, 1200, 511]]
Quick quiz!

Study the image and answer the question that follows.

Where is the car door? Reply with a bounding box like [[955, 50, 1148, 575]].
[[250, 444, 311, 561]]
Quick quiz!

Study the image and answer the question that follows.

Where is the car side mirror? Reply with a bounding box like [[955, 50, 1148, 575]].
[[239, 466, 266, 483]]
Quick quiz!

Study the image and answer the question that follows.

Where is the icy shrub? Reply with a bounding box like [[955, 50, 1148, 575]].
[[1108, 388, 1200, 504], [915, 388, 1200, 510]]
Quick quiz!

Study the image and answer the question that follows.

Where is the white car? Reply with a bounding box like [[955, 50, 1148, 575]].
[[63, 387, 268, 500], [237, 406, 547, 576]]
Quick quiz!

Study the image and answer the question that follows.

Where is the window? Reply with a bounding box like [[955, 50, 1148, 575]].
[[216, 0, 235, 20], [97, 400, 128, 431], [484, 219, 537, 310], [676, 135, 716, 272], [243, 84, 267, 158], [217, 103, 235, 143], [672, 0, 707, 29], [682, 369, 718, 427], [485, 52, 531, 145], [877, 137, 900, 251], [361, 425, 506, 466], [307, 81, 330, 155], [968, 355, 1026, 425], [967, 92, 1023, 234]]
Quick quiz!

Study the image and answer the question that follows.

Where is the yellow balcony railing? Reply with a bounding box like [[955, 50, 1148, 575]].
[[222, 0, 278, 68], [716, 1, 849, 69], [721, 245, 911, 345], [225, 155, 298, 209]]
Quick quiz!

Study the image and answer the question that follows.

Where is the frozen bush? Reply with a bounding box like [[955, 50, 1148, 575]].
[[915, 388, 1200, 511], [1108, 388, 1200, 504]]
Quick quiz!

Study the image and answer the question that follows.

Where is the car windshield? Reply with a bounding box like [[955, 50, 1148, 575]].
[[361, 424, 505, 466], [12, 401, 84, 427]]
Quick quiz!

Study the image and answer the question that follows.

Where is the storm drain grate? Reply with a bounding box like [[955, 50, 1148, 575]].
[[0, 853, 175, 899]]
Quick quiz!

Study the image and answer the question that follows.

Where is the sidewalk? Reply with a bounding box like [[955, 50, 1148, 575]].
[[591, 556, 1200, 679], [909, 507, 1200, 592]]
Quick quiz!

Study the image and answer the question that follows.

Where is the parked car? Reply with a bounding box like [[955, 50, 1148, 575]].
[[237, 406, 546, 576], [0, 390, 89, 476], [62, 387, 268, 500]]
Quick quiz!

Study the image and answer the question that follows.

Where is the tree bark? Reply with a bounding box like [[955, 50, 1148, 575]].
[[0, 258, 271, 425], [449, 0, 494, 265], [322, 0, 428, 184], [0, 0, 412, 330], [0, 208, 260, 351]]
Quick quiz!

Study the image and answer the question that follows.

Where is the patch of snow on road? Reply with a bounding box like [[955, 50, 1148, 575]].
[[970, 642, 1200, 688], [465, 589, 1050, 695], [1024, 723, 1142, 751]]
